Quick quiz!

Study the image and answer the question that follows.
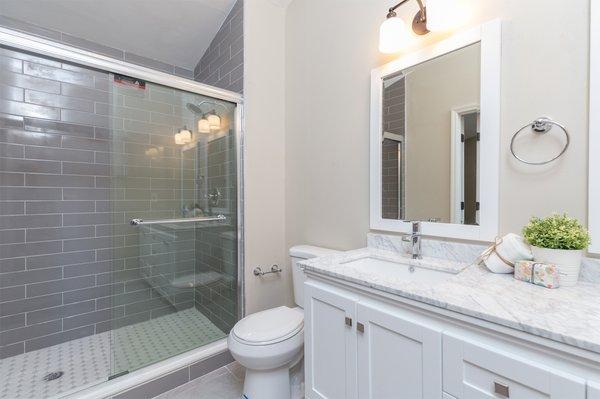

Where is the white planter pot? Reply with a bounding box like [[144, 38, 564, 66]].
[[530, 246, 583, 287]]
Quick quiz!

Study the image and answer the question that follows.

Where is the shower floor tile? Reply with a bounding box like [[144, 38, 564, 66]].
[[0, 308, 225, 399]]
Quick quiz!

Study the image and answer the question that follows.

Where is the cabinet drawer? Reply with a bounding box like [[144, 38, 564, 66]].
[[442, 333, 586, 399]]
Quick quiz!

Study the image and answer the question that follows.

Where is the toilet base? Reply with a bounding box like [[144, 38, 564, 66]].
[[242, 366, 290, 399]]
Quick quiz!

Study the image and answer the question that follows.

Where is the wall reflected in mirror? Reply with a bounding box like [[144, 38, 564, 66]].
[[381, 42, 481, 225]]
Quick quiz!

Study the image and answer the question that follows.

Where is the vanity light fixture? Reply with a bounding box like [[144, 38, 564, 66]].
[[379, 0, 458, 53]]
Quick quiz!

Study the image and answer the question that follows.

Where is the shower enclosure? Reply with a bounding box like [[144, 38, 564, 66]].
[[0, 33, 242, 398]]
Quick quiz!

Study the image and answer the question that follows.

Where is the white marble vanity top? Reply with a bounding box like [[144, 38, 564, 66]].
[[300, 247, 600, 355]]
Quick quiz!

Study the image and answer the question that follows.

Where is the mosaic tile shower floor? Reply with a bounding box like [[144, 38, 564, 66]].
[[0, 308, 225, 399]]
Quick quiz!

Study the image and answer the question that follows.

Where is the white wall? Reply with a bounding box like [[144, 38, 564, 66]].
[[285, 0, 589, 254], [243, 0, 590, 310], [243, 0, 289, 313]]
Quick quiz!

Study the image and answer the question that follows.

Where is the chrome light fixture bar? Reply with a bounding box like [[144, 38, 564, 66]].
[[379, 0, 459, 53], [390, 0, 428, 35]]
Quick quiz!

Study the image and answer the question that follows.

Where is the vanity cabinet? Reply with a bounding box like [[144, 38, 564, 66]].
[[443, 333, 586, 399], [305, 280, 598, 399]]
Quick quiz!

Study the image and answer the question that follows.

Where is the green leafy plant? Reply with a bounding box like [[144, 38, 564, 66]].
[[522, 214, 591, 250]]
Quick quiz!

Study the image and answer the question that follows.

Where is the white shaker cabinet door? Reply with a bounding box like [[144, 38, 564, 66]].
[[442, 333, 586, 399], [356, 300, 443, 399], [304, 281, 359, 399]]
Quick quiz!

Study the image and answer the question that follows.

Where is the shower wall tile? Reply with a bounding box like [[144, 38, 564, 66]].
[[0, 286, 24, 302], [0, 84, 25, 102], [0, 99, 60, 120], [60, 33, 125, 60], [25, 324, 95, 352], [26, 300, 96, 325], [0, 71, 61, 94], [124, 52, 174, 74], [0, 15, 62, 42], [0, 314, 25, 331], [25, 90, 95, 112], [194, 0, 243, 94]]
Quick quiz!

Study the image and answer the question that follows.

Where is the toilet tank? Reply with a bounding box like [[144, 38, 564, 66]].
[[289, 245, 340, 308]]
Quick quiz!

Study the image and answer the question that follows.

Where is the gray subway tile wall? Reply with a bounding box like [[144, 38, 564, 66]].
[[194, 0, 244, 93], [382, 78, 405, 220], [0, 46, 238, 361]]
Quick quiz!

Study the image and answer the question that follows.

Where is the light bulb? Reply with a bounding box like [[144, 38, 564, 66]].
[[379, 16, 409, 53], [426, 0, 460, 32], [175, 128, 192, 145], [198, 118, 211, 133], [207, 113, 221, 130]]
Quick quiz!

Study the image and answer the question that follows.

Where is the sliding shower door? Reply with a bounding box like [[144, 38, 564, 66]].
[[107, 75, 240, 377]]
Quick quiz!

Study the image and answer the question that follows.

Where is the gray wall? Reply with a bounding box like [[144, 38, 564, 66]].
[[0, 46, 203, 359], [194, 0, 243, 93]]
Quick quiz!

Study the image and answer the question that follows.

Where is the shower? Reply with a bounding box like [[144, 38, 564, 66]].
[[0, 39, 243, 399]]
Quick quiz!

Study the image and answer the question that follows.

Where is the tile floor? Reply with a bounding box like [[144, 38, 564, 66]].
[[155, 362, 244, 399], [0, 308, 225, 399]]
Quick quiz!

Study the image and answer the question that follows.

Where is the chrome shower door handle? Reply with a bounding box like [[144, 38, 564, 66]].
[[129, 215, 226, 226]]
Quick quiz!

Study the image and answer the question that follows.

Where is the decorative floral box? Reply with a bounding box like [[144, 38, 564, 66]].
[[514, 260, 560, 289]]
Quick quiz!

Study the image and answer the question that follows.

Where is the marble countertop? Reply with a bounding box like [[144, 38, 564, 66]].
[[300, 248, 600, 355]]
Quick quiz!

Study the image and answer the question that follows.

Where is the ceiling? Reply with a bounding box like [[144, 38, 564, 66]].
[[0, 0, 237, 70]]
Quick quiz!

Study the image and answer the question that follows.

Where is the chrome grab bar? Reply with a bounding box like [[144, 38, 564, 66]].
[[130, 214, 226, 226]]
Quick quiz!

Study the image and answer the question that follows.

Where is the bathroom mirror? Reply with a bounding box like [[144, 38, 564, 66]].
[[370, 21, 501, 241]]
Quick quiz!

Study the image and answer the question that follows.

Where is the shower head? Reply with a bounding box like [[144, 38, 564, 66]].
[[186, 103, 204, 115]]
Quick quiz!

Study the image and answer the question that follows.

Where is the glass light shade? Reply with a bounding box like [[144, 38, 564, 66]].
[[379, 16, 408, 54], [426, 0, 459, 32], [175, 128, 192, 145], [198, 118, 211, 133], [207, 113, 221, 130]]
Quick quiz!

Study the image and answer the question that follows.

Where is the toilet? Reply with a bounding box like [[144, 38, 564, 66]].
[[228, 245, 339, 399]]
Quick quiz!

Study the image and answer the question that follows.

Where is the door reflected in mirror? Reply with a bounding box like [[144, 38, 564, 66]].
[[381, 42, 481, 225]]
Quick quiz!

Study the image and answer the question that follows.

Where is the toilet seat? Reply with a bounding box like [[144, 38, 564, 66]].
[[232, 306, 303, 345]]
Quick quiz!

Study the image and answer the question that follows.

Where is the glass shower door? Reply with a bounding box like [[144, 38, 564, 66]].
[[107, 75, 239, 377]]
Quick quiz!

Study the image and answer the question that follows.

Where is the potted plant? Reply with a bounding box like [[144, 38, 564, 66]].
[[522, 214, 591, 287]]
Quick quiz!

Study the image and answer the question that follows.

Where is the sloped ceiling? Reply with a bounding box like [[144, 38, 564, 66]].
[[0, 0, 237, 69]]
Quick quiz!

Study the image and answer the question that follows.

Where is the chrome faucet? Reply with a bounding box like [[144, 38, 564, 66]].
[[402, 221, 422, 259]]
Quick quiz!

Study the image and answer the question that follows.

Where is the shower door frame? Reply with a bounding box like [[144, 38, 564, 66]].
[[0, 24, 245, 392]]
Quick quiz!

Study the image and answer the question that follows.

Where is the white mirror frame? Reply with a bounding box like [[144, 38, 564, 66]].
[[589, 0, 600, 254], [370, 20, 501, 241]]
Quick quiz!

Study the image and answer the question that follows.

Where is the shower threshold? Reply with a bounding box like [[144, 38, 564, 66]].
[[0, 308, 225, 399]]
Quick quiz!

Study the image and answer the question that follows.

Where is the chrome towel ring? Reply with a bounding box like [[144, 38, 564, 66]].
[[510, 117, 570, 165]]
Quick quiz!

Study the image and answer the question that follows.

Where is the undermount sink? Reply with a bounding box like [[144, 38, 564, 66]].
[[340, 256, 454, 284]]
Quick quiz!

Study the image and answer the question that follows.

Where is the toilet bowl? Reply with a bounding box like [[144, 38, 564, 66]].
[[228, 245, 339, 399]]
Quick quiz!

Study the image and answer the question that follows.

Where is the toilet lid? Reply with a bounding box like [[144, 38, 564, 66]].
[[233, 306, 303, 345]]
